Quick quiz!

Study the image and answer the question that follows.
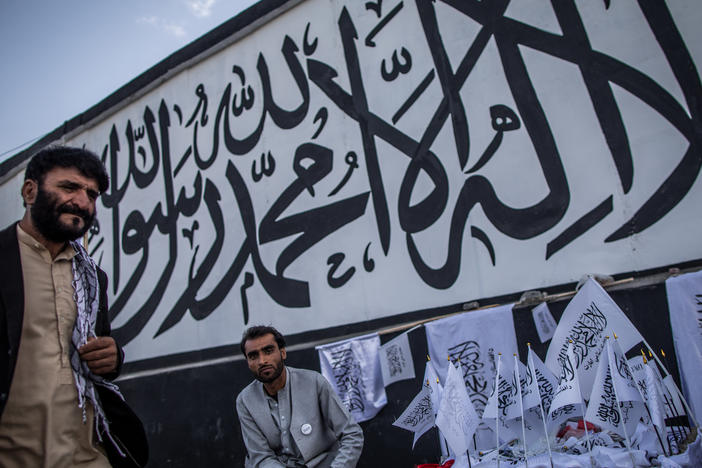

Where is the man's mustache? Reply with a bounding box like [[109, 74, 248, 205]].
[[58, 203, 92, 221]]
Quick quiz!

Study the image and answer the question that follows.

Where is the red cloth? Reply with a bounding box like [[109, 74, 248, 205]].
[[416, 460, 455, 468]]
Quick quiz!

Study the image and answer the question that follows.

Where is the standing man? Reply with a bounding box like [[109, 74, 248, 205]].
[[0, 146, 144, 467], [236, 325, 363, 467]]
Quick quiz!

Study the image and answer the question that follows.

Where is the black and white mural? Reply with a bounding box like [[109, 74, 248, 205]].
[[58, 0, 701, 364]]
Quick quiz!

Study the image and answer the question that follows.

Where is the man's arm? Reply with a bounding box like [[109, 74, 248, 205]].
[[316, 374, 364, 467], [236, 392, 286, 468], [82, 268, 123, 379]]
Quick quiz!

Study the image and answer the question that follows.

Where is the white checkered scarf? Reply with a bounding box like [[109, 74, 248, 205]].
[[69, 240, 125, 456]]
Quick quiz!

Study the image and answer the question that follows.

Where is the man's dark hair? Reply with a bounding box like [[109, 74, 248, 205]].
[[240, 325, 286, 355], [25, 145, 109, 193]]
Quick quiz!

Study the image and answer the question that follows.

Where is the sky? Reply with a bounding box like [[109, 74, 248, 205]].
[[0, 0, 260, 162]]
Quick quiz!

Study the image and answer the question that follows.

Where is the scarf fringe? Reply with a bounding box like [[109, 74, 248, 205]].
[[70, 240, 126, 457]]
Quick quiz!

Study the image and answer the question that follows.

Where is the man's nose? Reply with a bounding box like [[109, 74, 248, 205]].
[[71, 189, 94, 210]]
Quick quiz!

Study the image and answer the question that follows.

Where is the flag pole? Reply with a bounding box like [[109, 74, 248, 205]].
[[659, 349, 699, 431], [463, 361, 473, 468], [653, 350, 686, 446], [568, 340, 594, 468], [514, 353, 529, 468], [496, 353, 502, 468], [527, 343, 554, 468], [639, 337, 699, 430], [626, 344, 668, 457], [606, 337, 637, 467], [640, 353, 669, 457], [431, 355, 449, 461]]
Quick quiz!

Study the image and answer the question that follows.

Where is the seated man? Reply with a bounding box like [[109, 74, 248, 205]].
[[236, 326, 363, 467]]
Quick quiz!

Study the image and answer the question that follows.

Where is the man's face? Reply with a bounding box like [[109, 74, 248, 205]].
[[29, 167, 99, 243], [244, 333, 286, 384]]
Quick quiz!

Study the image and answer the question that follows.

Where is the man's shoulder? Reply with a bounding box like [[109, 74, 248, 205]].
[[0, 223, 18, 244], [287, 366, 324, 381], [287, 367, 330, 391], [236, 379, 262, 405]]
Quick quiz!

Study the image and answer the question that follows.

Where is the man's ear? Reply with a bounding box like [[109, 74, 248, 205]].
[[280, 348, 287, 360], [21, 179, 38, 206]]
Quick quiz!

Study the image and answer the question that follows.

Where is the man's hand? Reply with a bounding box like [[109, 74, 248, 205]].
[[79, 336, 118, 375]]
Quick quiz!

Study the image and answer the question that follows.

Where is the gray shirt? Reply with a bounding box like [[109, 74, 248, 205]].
[[264, 371, 304, 466], [236, 366, 363, 468]]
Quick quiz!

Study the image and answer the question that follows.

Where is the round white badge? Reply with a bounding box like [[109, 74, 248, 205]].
[[300, 423, 312, 435]]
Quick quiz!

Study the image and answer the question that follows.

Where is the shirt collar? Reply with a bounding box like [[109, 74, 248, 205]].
[[17, 224, 77, 262]]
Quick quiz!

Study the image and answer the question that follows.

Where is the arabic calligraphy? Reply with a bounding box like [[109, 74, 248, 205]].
[[77, 0, 701, 357]]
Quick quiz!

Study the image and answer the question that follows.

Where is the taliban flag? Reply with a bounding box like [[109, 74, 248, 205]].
[[585, 339, 644, 438], [644, 360, 668, 436], [548, 342, 585, 430], [482, 354, 524, 447], [317, 333, 387, 422], [525, 346, 558, 414], [546, 277, 644, 399], [424, 359, 443, 417], [380, 330, 416, 386], [393, 384, 436, 448], [435, 360, 480, 455]]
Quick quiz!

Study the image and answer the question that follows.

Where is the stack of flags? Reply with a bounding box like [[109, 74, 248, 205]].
[[392, 277, 699, 467]]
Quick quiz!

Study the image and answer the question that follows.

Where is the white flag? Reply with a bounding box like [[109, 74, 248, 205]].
[[586, 339, 644, 437], [525, 347, 558, 414], [519, 358, 539, 411], [546, 277, 644, 399], [424, 360, 443, 416], [393, 384, 435, 449], [380, 331, 415, 386], [585, 342, 628, 437], [435, 361, 480, 455], [425, 304, 518, 416], [483, 355, 521, 422], [524, 348, 558, 451], [666, 269, 702, 422], [644, 361, 667, 434], [609, 339, 645, 405], [532, 302, 557, 343], [548, 343, 585, 428], [627, 354, 650, 402], [317, 333, 387, 422]]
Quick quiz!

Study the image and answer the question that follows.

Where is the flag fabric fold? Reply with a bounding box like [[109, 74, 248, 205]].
[[532, 302, 557, 343], [425, 304, 518, 418], [548, 343, 585, 430], [393, 384, 436, 448], [666, 269, 702, 423], [644, 361, 668, 435], [317, 333, 387, 422], [546, 277, 644, 400], [482, 354, 521, 423], [435, 361, 480, 456], [525, 346, 558, 414], [424, 360, 443, 416], [380, 330, 416, 386]]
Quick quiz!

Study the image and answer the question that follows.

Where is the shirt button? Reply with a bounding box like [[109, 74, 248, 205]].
[[281, 416, 285, 420]]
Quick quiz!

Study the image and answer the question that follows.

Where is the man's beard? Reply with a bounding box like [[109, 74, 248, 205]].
[[31, 186, 95, 243], [254, 360, 284, 384]]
